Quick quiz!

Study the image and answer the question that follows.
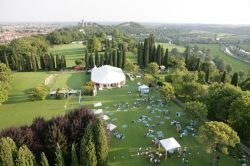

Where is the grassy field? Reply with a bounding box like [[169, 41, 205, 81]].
[[0, 71, 89, 130], [0, 72, 242, 165], [49, 43, 85, 67], [79, 80, 240, 166], [157, 43, 186, 53], [193, 44, 250, 72], [240, 44, 250, 52]]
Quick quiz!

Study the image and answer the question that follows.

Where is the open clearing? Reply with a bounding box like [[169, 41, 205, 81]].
[[157, 43, 186, 53]]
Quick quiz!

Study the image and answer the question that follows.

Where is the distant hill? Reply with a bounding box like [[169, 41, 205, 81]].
[[115, 22, 149, 35]]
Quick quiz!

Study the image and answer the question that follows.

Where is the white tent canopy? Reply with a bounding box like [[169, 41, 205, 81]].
[[106, 123, 117, 131], [93, 102, 102, 107], [138, 84, 149, 94], [91, 65, 126, 85], [92, 109, 103, 115], [159, 137, 181, 154], [101, 114, 110, 121]]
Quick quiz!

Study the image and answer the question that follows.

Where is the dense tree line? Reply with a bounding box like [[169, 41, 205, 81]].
[[137, 34, 169, 69], [0, 63, 12, 104], [46, 27, 85, 45], [0, 107, 109, 166], [85, 46, 126, 70]]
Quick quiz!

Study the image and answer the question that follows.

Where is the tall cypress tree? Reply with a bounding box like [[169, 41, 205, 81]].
[[221, 71, 227, 83], [0, 137, 17, 166], [163, 48, 169, 69], [137, 43, 143, 68], [108, 52, 113, 66], [122, 50, 126, 69], [117, 50, 121, 68], [196, 58, 201, 71], [143, 39, 149, 68], [50, 54, 55, 70], [16, 145, 35, 166], [184, 45, 190, 65], [104, 50, 109, 65], [4, 52, 10, 68], [56, 55, 61, 70], [80, 125, 97, 166], [31, 55, 38, 71], [54, 143, 65, 166], [100, 54, 104, 66], [156, 45, 161, 66], [71, 144, 78, 166], [160, 47, 164, 65], [205, 68, 210, 83], [85, 50, 89, 70], [113, 50, 117, 67], [93, 118, 109, 166], [89, 53, 95, 68], [40, 152, 49, 166], [95, 50, 100, 67], [231, 72, 239, 86]]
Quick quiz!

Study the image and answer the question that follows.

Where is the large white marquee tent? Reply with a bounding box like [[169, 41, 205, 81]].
[[91, 65, 126, 88]]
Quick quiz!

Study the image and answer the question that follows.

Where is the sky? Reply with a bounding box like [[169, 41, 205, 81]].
[[1, 0, 250, 25]]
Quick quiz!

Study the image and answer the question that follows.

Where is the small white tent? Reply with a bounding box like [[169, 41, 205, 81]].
[[138, 84, 149, 94], [106, 123, 117, 131], [101, 115, 110, 121], [159, 137, 181, 156]]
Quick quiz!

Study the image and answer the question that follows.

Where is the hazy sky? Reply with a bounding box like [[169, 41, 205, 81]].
[[1, 0, 250, 24]]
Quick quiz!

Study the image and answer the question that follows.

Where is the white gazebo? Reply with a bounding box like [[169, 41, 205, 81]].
[[159, 137, 181, 157], [106, 123, 117, 131], [91, 65, 126, 88], [138, 84, 149, 94]]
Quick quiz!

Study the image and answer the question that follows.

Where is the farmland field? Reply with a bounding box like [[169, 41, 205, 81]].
[[193, 44, 250, 71]]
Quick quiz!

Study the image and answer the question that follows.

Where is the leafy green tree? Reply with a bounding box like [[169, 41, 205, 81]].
[[0, 63, 12, 86], [170, 48, 179, 56], [0, 82, 8, 104], [231, 72, 238, 86], [71, 144, 78, 166], [87, 35, 101, 52], [198, 121, 240, 166], [124, 60, 139, 75], [93, 118, 109, 166], [184, 45, 190, 65], [147, 62, 159, 75], [40, 152, 49, 166], [205, 83, 242, 122], [143, 74, 156, 87], [27, 85, 49, 101], [54, 143, 65, 166], [16, 145, 35, 166], [229, 92, 250, 142], [160, 83, 175, 102], [180, 82, 207, 100], [226, 64, 232, 73], [240, 77, 250, 91], [0, 137, 17, 166], [184, 101, 208, 123]]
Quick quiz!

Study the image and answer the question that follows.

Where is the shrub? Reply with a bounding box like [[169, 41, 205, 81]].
[[27, 85, 49, 101]]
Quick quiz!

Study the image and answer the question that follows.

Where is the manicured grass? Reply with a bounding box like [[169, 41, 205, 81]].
[[0, 73, 241, 165], [157, 43, 186, 53], [0, 71, 89, 130], [49, 43, 85, 67], [48, 71, 90, 90], [80, 80, 239, 166], [193, 44, 250, 72]]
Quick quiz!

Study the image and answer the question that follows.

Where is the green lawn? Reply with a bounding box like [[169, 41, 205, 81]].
[[0, 71, 89, 130], [0, 72, 242, 165], [79, 80, 239, 166], [157, 43, 186, 53], [193, 44, 250, 72], [49, 43, 85, 67]]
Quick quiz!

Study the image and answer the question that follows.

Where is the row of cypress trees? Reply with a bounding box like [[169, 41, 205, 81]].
[[137, 35, 169, 69], [85, 47, 126, 70], [0, 108, 109, 166], [3, 53, 66, 71]]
